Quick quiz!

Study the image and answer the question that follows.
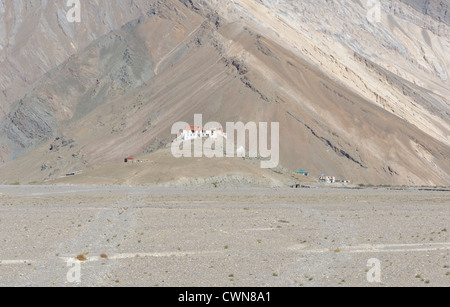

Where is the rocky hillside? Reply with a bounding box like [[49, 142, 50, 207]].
[[0, 0, 449, 186], [0, 0, 153, 118]]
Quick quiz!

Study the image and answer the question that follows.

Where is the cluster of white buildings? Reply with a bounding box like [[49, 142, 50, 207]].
[[181, 126, 228, 141], [319, 175, 351, 185], [319, 176, 336, 184]]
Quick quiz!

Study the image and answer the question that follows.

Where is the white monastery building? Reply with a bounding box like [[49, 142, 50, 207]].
[[181, 126, 228, 141]]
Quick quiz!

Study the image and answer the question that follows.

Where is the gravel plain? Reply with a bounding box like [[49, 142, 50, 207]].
[[0, 185, 448, 287]]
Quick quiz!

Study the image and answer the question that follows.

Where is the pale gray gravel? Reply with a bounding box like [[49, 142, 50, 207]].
[[0, 185, 448, 287]]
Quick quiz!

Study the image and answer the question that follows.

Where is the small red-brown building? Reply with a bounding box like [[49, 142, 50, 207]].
[[124, 156, 134, 163]]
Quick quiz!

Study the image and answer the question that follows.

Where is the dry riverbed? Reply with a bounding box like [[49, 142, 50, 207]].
[[0, 185, 448, 287]]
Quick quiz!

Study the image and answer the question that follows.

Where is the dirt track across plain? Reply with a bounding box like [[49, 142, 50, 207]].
[[0, 185, 448, 287]]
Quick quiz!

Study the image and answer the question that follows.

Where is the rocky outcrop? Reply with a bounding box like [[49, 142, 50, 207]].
[[398, 0, 449, 25]]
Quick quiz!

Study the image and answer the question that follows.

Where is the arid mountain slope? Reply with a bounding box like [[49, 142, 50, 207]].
[[0, 0, 153, 119], [0, 0, 449, 186]]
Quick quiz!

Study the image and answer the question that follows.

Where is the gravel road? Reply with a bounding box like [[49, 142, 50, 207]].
[[0, 185, 448, 287]]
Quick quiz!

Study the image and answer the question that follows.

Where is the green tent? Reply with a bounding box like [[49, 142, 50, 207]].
[[296, 169, 309, 175]]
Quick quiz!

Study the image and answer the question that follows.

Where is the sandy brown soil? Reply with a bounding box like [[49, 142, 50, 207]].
[[0, 185, 448, 287], [47, 146, 316, 188]]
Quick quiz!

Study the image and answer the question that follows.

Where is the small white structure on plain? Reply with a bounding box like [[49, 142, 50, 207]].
[[181, 126, 227, 141]]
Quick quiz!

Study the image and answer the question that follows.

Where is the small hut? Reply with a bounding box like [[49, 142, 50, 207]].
[[124, 156, 135, 163]]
